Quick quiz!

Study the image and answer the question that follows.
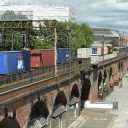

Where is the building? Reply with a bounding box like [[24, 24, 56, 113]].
[[0, 5, 70, 22], [93, 28, 120, 46]]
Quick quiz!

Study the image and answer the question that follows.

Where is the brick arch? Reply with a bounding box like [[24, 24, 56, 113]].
[[53, 91, 67, 107], [103, 69, 108, 83], [98, 71, 103, 89], [27, 99, 49, 127], [31, 100, 49, 118], [81, 77, 91, 101], [109, 66, 113, 80], [70, 84, 79, 98], [70, 79, 81, 97], [0, 116, 20, 128], [50, 90, 67, 118], [45, 86, 69, 116], [118, 61, 123, 71]]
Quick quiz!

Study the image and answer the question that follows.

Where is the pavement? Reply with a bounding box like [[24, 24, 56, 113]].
[[104, 73, 128, 128], [68, 73, 128, 128]]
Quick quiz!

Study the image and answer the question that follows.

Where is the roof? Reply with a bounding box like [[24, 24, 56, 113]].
[[52, 103, 66, 118], [69, 96, 78, 106], [0, 5, 70, 21], [93, 28, 120, 38]]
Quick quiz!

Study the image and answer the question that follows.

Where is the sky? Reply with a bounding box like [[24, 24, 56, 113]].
[[1, 0, 128, 32]]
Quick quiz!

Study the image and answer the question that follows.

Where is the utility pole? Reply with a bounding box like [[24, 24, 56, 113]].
[[11, 31, 14, 51], [54, 28, 58, 76], [102, 35, 105, 61]]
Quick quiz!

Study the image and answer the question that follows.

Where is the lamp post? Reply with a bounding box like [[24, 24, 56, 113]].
[[54, 27, 58, 76]]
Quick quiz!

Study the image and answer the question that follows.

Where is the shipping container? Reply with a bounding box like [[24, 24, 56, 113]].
[[22, 50, 30, 71], [57, 48, 71, 64], [113, 51, 117, 57], [77, 48, 91, 58], [101, 46, 108, 55], [91, 46, 109, 55], [0, 51, 25, 74], [91, 55, 102, 64], [31, 49, 55, 68], [104, 54, 109, 60]]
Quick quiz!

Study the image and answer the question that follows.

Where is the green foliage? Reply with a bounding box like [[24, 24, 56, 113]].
[[29, 35, 53, 49], [56, 21, 93, 56], [1, 11, 28, 51], [1, 10, 93, 52], [4, 30, 22, 51], [109, 39, 119, 48], [2, 10, 28, 21], [75, 65, 82, 77]]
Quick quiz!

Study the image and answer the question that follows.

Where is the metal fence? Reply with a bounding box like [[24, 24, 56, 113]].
[[0, 58, 91, 88]]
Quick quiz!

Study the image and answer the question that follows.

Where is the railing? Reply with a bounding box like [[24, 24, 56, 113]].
[[0, 66, 55, 87], [0, 58, 91, 88], [91, 51, 127, 65]]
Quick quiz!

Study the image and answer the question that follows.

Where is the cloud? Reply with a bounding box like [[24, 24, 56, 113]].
[[7, 0, 128, 31], [72, 0, 128, 31]]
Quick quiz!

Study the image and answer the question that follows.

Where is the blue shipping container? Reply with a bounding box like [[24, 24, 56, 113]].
[[0, 51, 25, 74], [57, 48, 71, 64], [22, 50, 30, 71]]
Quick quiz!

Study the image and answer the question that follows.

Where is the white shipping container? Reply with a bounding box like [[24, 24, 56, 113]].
[[91, 47, 108, 55], [103, 55, 106, 60], [110, 54, 113, 58], [77, 48, 91, 58], [105, 54, 109, 60], [113, 52, 117, 57], [107, 53, 115, 59], [100, 55, 107, 61], [103, 47, 108, 54], [91, 55, 102, 64], [107, 54, 111, 59]]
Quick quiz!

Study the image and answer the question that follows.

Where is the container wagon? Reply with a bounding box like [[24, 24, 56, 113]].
[[31, 49, 55, 68], [77, 48, 91, 58], [57, 48, 71, 64], [91, 47, 108, 55], [22, 50, 31, 71], [0, 51, 30, 74]]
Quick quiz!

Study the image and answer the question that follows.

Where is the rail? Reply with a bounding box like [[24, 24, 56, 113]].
[[0, 58, 91, 89]]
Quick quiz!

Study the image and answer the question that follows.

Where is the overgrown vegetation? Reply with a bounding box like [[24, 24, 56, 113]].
[[1, 11, 93, 52]]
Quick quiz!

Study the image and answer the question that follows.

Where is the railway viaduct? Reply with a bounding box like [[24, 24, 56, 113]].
[[0, 53, 127, 128]]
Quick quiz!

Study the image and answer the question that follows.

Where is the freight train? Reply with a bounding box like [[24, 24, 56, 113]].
[[0, 48, 71, 75], [0, 46, 127, 75]]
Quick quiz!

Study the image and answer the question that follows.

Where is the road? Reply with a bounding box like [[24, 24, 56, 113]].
[[69, 73, 128, 128], [79, 109, 115, 128]]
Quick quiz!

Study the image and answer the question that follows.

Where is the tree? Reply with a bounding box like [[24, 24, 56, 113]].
[[1, 10, 28, 21], [4, 30, 21, 51], [109, 39, 119, 48], [56, 21, 93, 56], [1, 11, 93, 52], [1, 11, 28, 51]]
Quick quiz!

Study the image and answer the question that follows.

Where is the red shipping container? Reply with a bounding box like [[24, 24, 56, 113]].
[[31, 49, 55, 68]]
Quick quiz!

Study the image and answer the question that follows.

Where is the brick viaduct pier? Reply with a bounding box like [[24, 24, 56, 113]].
[[0, 53, 127, 128]]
